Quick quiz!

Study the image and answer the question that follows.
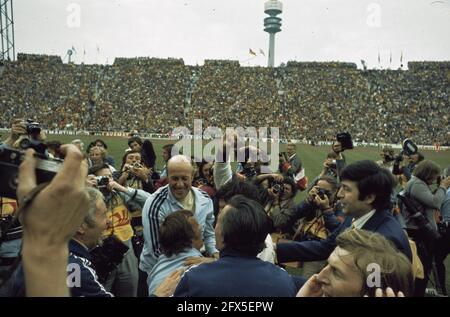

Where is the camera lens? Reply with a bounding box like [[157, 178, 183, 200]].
[[19, 138, 31, 150]]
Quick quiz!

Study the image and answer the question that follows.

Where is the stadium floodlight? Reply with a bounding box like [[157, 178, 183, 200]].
[[264, 0, 282, 68], [0, 0, 15, 61]]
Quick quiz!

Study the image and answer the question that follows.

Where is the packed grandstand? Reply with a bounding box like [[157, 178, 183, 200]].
[[0, 53, 448, 145]]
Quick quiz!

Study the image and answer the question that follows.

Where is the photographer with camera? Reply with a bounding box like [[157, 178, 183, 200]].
[[393, 139, 424, 182], [255, 173, 297, 233], [314, 152, 339, 181], [0, 119, 38, 289], [127, 136, 158, 174], [330, 132, 354, 180], [2, 144, 90, 296], [279, 143, 302, 176], [376, 146, 395, 172], [282, 176, 344, 277], [116, 150, 153, 193], [114, 150, 155, 296], [400, 160, 450, 296], [278, 143, 308, 191], [88, 163, 151, 297], [3, 118, 47, 151]]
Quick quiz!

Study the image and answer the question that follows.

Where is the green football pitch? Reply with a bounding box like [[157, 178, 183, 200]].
[[47, 134, 450, 178]]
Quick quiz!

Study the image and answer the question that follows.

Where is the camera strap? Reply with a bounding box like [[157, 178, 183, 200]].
[[17, 182, 51, 216]]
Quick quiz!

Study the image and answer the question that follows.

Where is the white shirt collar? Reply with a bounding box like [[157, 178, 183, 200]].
[[352, 209, 376, 229]]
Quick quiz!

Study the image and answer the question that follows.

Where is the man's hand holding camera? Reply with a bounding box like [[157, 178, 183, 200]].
[[308, 186, 332, 212], [4, 119, 27, 147], [279, 152, 288, 164], [268, 187, 280, 204], [129, 165, 151, 182], [17, 144, 89, 296]]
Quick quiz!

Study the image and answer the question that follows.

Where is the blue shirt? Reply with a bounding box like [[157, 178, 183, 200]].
[[148, 247, 202, 295]]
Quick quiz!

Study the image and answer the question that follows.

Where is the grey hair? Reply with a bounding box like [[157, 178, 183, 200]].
[[84, 187, 104, 228], [443, 166, 450, 178]]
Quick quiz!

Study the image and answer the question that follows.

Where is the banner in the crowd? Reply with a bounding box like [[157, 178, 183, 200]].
[[0, 128, 448, 150]]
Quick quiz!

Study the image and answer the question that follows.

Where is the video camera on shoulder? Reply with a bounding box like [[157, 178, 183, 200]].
[[397, 192, 440, 241], [336, 132, 354, 151], [0, 142, 63, 199], [395, 139, 418, 162]]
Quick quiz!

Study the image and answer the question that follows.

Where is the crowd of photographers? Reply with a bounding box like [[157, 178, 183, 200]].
[[1, 119, 450, 297], [1, 55, 449, 145]]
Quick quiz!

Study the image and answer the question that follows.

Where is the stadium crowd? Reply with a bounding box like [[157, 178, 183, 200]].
[[1, 118, 450, 297], [1, 54, 449, 145]]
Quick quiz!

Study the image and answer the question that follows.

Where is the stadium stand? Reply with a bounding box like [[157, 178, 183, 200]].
[[0, 53, 448, 145]]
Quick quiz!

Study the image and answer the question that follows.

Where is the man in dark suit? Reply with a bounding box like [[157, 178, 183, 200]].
[[276, 160, 412, 264], [174, 195, 297, 297]]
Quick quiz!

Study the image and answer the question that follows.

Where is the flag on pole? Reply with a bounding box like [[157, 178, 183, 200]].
[[378, 51, 381, 64], [390, 51, 392, 64], [249, 48, 257, 56], [259, 48, 265, 57]]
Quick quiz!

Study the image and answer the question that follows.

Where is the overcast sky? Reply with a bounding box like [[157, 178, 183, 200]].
[[13, 0, 450, 68]]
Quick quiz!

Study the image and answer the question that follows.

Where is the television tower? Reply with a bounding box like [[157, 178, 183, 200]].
[[264, 0, 282, 67]]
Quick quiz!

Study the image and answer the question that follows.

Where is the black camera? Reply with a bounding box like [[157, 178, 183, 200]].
[[0, 215, 15, 243], [96, 176, 109, 187], [328, 159, 337, 169], [89, 235, 129, 283], [437, 221, 448, 236], [0, 143, 63, 199], [384, 153, 395, 163], [271, 181, 285, 196], [336, 132, 354, 151], [317, 188, 330, 200], [397, 193, 440, 241], [18, 120, 45, 153], [95, 176, 111, 199], [25, 119, 41, 136], [242, 166, 257, 179]]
